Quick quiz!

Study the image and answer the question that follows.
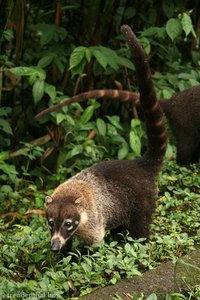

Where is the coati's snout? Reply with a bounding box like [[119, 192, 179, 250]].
[[51, 237, 62, 252], [45, 196, 81, 252]]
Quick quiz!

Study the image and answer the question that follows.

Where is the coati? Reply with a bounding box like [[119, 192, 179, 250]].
[[35, 86, 200, 165], [39, 25, 167, 252], [160, 86, 200, 164]]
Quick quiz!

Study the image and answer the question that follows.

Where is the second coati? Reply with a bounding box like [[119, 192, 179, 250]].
[[39, 25, 167, 252], [35, 86, 200, 165], [160, 86, 200, 164]]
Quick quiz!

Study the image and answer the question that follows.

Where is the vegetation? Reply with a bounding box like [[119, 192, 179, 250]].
[[0, 161, 199, 299], [0, 0, 200, 299]]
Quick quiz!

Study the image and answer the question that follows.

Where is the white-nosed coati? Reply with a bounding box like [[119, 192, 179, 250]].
[[160, 86, 200, 164], [38, 25, 167, 252], [35, 86, 200, 165]]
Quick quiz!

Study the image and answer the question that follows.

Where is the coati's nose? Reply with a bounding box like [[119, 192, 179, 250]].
[[51, 238, 61, 252]]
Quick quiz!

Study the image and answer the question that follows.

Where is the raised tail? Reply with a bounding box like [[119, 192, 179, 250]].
[[34, 90, 140, 120], [121, 25, 167, 166]]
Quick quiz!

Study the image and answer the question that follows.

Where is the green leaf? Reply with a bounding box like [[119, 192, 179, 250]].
[[37, 55, 54, 68], [131, 118, 142, 129], [2, 29, 14, 41], [56, 113, 66, 125], [166, 18, 182, 41], [129, 131, 141, 156], [31, 66, 46, 80], [69, 47, 89, 76], [140, 37, 151, 55], [189, 78, 200, 86], [32, 79, 45, 103], [96, 118, 106, 136], [70, 145, 83, 157], [181, 13, 194, 37], [90, 46, 119, 70], [116, 56, 134, 70], [80, 105, 96, 124], [65, 114, 75, 126], [34, 24, 67, 46], [70, 57, 87, 76], [0, 119, 13, 135], [118, 142, 129, 160], [69, 46, 87, 69], [44, 83, 56, 100], [0, 162, 18, 179], [0, 151, 10, 162], [10, 67, 36, 77], [162, 1, 174, 18], [85, 48, 91, 62], [0, 107, 11, 117], [161, 89, 173, 99], [53, 56, 65, 74], [98, 47, 119, 70], [106, 116, 122, 130], [92, 49, 108, 69], [146, 293, 157, 300]]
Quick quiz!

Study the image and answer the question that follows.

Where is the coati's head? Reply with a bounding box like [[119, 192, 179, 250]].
[[45, 195, 83, 252]]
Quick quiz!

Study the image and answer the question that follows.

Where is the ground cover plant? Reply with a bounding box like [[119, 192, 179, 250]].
[[0, 160, 199, 299]]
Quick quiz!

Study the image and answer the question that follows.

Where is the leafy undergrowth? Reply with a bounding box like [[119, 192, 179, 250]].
[[0, 161, 199, 299]]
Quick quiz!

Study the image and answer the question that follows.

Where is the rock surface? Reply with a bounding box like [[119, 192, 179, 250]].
[[81, 250, 200, 300]]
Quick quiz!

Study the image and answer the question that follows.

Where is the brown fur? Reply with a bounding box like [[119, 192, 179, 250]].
[[160, 85, 200, 164], [43, 25, 167, 252], [34, 90, 140, 120]]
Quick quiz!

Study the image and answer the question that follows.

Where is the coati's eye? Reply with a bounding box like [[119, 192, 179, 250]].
[[48, 219, 54, 228], [63, 219, 74, 230], [64, 220, 72, 227]]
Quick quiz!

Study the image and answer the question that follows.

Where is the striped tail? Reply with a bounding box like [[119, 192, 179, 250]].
[[34, 90, 140, 120], [121, 25, 167, 166]]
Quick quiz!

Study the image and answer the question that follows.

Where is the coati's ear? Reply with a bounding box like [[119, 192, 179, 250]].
[[45, 196, 53, 205], [75, 197, 82, 206]]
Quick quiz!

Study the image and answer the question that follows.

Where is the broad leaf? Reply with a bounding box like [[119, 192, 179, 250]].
[[129, 131, 141, 156], [56, 113, 66, 125], [0, 119, 13, 135], [70, 58, 87, 76], [181, 13, 195, 37], [118, 142, 129, 160], [92, 49, 108, 69], [116, 56, 134, 70], [146, 293, 157, 300], [106, 115, 122, 130], [80, 105, 96, 124], [0, 107, 11, 117], [32, 79, 45, 103], [166, 18, 182, 41], [0, 151, 10, 162], [44, 83, 56, 101], [96, 118, 106, 136], [37, 55, 54, 68], [162, 1, 174, 18], [10, 67, 36, 77], [69, 46, 87, 69]]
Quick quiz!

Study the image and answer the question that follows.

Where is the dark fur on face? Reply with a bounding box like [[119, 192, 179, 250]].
[[46, 196, 81, 251]]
